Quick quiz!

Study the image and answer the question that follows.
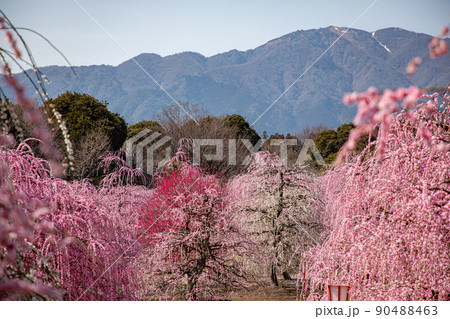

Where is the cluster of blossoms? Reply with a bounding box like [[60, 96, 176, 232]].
[[228, 151, 324, 286], [428, 25, 449, 58], [49, 106, 74, 170], [1, 14, 147, 300], [0, 102, 23, 140], [0, 62, 63, 172], [339, 85, 440, 162], [0, 17, 20, 58], [303, 24, 450, 301], [0, 14, 73, 175], [305, 101, 450, 300], [1, 146, 147, 300], [406, 25, 448, 75], [340, 24, 449, 164], [0, 15, 64, 299], [138, 149, 256, 300], [406, 57, 422, 76], [0, 141, 61, 300]]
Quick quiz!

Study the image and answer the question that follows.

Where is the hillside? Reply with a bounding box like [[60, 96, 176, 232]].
[[12, 26, 450, 134]]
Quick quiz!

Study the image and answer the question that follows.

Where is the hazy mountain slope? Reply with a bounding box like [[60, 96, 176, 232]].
[[11, 26, 450, 134]]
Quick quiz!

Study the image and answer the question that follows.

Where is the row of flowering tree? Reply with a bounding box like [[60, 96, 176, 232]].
[[0, 140, 148, 300], [0, 12, 324, 300], [304, 86, 450, 300], [301, 25, 449, 301], [2, 8, 448, 300]]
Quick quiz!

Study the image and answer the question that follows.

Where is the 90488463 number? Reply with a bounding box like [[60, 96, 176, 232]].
[[375, 306, 437, 316]]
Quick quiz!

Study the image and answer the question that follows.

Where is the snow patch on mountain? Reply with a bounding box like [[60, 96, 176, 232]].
[[372, 31, 391, 53], [333, 26, 348, 33]]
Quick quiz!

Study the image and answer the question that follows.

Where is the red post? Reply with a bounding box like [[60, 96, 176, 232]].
[[299, 260, 308, 274], [298, 261, 308, 300], [327, 284, 350, 301]]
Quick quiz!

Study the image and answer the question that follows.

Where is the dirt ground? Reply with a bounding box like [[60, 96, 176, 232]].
[[225, 279, 299, 301]]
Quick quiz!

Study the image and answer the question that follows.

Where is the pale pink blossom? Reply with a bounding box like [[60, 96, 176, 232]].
[[429, 37, 448, 58], [406, 57, 422, 75]]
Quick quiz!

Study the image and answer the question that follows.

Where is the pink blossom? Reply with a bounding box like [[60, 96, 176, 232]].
[[306, 105, 450, 299], [406, 57, 422, 75], [429, 37, 448, 58]]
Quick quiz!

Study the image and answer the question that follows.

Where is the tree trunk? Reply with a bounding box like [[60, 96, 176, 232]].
[[187, 276, 197, 300], [271, 263, 279, 286], [270, 171, 284, 286]]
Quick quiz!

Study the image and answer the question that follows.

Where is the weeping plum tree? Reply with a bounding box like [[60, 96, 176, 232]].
[[0, 138, 62, 300], [302, 25, 450, 301], [138, 150, 256, 300], [228, 151, 324, 286], [0, 14, 148, 300], [305, 86, 450, 300], [1, 13, 66, 299], [0, 143, 147, 300]]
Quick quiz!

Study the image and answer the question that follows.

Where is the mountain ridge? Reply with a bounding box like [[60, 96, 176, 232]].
[[11, 26, 450, 134]]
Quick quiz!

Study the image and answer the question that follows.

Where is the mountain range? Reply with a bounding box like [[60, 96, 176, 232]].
[[13, 26, 450, 134]]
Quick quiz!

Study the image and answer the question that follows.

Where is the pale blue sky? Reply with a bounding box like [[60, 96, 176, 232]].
[[1, 0, 449, 70]]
